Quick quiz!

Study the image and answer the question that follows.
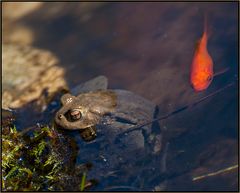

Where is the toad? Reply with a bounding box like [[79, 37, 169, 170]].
[[54, 76, 159, 146], [55, 90, 117, 141]]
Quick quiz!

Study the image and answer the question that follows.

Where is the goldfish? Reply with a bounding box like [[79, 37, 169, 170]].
[[190, 17, 214, 92]]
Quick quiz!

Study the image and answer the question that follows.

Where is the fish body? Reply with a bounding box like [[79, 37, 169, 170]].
[[190, 19, 214, 92]]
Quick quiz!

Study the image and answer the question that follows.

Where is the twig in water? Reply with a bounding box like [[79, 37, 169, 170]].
[[117, 81, 236, 138], [104, 185, 140, 191], [192, 164, 238, 181]]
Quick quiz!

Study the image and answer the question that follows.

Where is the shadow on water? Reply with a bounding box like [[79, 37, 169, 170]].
[[7, 2, 238, 191]]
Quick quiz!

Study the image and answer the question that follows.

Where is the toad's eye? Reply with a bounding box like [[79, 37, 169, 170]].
[[69, 109, 82, 121], [207, 75, 213, 82]]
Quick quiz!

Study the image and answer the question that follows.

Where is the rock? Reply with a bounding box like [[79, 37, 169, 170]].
[[2, 2, 43, 45], [2, 43, 68, 109], [71, 75, 108, 95], [56, 76, 167, 190], [3, 2, 43, 21], [3, 24, 34, 45], [2, 2, 104, 45]]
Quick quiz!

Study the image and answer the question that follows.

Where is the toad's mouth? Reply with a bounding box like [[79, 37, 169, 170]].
[[79, 126, 97, 142]]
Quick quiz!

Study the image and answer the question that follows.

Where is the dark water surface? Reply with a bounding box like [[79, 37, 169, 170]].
[[9, 2, 238, 191]]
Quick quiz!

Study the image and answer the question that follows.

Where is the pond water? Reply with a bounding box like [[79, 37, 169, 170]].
[[4, 2, 238, 191]]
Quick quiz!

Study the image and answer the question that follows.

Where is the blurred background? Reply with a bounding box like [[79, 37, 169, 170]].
[[2, 2, 238, 191]]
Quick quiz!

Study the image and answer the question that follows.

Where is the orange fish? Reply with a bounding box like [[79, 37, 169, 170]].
[[190, 18, 214, 92]]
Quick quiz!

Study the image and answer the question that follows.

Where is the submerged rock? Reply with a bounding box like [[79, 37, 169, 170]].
[[3, 2, 43, 21], [55, 76, 168, 190], [2, 2, 43, 45], [2, 44, 68, 109]]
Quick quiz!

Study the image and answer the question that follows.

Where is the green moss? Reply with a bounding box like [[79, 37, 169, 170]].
[[2, 125, 94, 191], [80, 172, 87, 191]]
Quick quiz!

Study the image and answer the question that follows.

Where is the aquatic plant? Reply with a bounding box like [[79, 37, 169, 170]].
[[2, 124, 95, 191]]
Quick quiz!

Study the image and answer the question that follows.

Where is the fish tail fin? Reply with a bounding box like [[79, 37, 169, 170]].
[[204, 13, 208, 34], [203, 12, 213, 39], [203, 13, 208, 40]]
